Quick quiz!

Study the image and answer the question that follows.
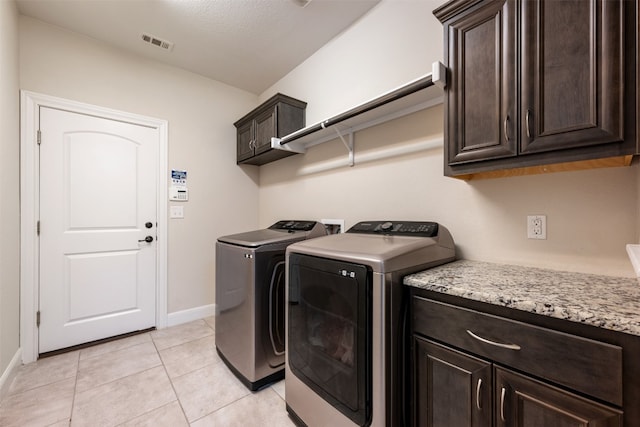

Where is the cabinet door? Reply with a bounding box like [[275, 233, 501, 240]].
[[254, 107, 277, 155], [236, 120, 254, 163], [495, 367, 622, 427], [414, 337, 492, 427], [520, 0, 623, 154], [446, 0, 517, 165]]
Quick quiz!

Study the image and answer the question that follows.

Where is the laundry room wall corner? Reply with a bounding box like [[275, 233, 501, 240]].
[[0, 0, 21, 384]]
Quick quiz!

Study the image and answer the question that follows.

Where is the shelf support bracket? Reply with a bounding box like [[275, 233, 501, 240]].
[[331, 126, 354, 167], [432, 61, 446, 88], [271, 137, 306, 154]]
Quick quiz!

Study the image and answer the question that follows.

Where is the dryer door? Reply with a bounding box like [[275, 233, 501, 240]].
[[288, 253, 372, 427]]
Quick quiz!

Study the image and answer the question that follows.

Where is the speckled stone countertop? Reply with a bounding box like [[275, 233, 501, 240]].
[[404, 260, 640, 337]]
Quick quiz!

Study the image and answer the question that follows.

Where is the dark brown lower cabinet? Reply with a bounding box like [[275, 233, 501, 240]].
[[496, 367, 622, 427], [415, 338, 492, 426], [414, 337, 622, 427]]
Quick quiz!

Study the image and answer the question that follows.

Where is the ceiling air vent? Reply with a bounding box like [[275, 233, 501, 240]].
[[140, 33, 174, 52]]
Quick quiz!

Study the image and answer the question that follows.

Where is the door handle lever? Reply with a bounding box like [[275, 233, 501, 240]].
[[138, 236, 154, 243]]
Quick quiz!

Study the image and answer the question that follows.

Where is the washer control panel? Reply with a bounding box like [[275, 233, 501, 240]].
[[269, 220, 319, 231], [347, 221, 439, 237]]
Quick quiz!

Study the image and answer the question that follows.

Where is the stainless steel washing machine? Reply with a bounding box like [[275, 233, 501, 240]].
[[215, 220, 326, 391], [285, 221, 455, 426]]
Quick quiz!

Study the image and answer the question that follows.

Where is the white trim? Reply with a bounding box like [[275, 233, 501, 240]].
[[0, 348, 22, 399], [167, 304, 216, 327], [20, 91, 169, 363]]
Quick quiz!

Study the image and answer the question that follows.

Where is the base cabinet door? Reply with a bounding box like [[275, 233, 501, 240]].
[[413, 337, 622, 427], [495, 368, 623, 427], [414, 337, 492, 427]]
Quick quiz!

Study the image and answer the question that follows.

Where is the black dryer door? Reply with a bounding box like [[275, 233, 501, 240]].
[[288, 253, 372, 427]]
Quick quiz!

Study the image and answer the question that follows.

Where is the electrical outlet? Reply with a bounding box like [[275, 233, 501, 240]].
[[527, 215, 546, 239], [321, 218, 345, 234]]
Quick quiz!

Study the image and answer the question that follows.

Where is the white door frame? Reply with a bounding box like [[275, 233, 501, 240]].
[[20, 91, 169, 363]]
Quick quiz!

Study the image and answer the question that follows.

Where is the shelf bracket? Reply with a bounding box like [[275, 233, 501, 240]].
[[432, 61, 446, 88], [331, 126, 354, 167], [271, 137, 306, 154]]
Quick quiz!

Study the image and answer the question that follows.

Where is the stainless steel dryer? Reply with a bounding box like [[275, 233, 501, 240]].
[[215, 220, 326, 391], [285, 221, 455, 426]]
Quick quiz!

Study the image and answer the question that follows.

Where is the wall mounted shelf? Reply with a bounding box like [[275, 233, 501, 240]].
[[271, 61, 446, 166]]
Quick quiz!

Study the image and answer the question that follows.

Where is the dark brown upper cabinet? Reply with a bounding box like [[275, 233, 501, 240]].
[[434, 0, 638, 179], [234, 93, 306, 166]]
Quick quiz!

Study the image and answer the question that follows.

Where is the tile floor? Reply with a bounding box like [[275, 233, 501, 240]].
[[0, 317, 297, 427]]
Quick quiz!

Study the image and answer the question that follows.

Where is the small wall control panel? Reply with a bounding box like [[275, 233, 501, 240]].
[[347, 221, 439, 237]]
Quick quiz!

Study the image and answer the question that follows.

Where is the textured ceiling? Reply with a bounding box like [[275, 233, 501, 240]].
[[16, 0, 381, 94]]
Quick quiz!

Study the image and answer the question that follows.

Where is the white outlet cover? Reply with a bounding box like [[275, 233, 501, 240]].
[[527, 215, 547, 239], [626, 244, 640, 277]]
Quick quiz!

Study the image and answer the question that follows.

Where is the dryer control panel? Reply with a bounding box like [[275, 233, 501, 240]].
[[347, 221, 439, 237]]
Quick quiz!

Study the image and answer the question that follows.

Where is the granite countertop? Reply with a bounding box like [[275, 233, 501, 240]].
[[404, 259, 640, 336]]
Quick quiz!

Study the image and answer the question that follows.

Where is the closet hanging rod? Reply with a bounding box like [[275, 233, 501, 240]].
[[278, 61, 446, 146]]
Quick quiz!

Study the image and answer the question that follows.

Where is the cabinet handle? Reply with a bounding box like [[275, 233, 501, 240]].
[[526, 109, 532, 138], [466, 330, 521, 350], [249, 140, 255, 150], [476, 378, 482, 410], [500, 387, 507, 422], [503, 115, 510, 142]]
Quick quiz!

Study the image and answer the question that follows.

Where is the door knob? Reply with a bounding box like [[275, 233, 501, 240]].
[[138, 236, 154, 243], [145, 222, 153, 229]]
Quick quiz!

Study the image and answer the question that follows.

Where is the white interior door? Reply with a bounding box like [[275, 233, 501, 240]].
[[38, 106, 158, 353]]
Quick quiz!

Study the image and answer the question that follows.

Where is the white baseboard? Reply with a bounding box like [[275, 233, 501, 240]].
[[166, 304, 216, 328], [0, 348, 22, 400]]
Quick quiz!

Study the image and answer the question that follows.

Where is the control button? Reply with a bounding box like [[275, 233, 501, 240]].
[[380, 222, 393, 232]]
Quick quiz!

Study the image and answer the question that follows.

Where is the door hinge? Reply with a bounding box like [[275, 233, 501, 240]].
[[37, 130, 41, 145], [36, 311, 41, 328], [37, 220, 40, 236]]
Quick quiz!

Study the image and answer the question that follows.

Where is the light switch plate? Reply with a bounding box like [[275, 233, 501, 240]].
[[170, 205, 184, 219]]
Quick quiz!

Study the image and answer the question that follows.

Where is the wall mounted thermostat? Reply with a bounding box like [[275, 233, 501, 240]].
[[170, 169, 188, 201], [169, 186, 188, 201]]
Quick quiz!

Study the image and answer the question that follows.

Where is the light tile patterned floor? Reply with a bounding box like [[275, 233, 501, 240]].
[[0, 317, 296, 427]]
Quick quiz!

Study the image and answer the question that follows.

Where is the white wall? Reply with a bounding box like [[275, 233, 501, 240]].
[[19, 16, 261, 313], [259, 0, 639, 277], [0, 0, 20, 382]]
